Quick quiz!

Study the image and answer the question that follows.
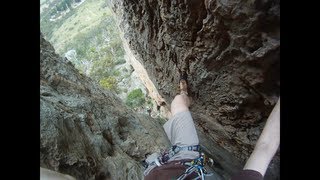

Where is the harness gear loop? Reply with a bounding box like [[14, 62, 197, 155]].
[[143, 145, 214, 180], [144, 145, 201, 168], [177, 152, 214, 180]]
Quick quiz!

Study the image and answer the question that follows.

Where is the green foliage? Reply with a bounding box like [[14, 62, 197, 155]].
[[113, 70, 121, 77], [125, 89, 145, 108], [114, 58, 126, 66], [99, 76, 117, 91], [89, 55, 113, 80], [40, 0, 76, 40], [147, 99, 153, 106], [41, 0, 126, 95]]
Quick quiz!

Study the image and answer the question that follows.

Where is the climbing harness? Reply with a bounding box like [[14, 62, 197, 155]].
[[176, 152, 214, 180], [143, 145, 200, 168], [143, 145, 214, 180]]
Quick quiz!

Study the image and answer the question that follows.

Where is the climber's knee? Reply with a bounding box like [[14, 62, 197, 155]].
[[171, 94, 190, 116]]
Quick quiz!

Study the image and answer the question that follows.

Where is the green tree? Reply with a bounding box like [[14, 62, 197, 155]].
[[99, 76, 117, 91], [125, 89, 145, 108], [41, 2, 127, 96]]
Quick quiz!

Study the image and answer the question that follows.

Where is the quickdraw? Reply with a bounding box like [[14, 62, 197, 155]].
[[177, 152, 214, 180]]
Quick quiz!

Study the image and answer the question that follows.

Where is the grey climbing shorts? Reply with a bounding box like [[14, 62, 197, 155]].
[[163, 111, 199, 161]]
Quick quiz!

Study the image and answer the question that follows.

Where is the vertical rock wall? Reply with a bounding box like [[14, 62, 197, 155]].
[[110, 0, 280, 179], [41, 34, 171, 180]]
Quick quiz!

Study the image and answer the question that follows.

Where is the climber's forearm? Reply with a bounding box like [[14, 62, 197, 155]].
[[254, 98, 280, 156], [243, 98, 280, 176]]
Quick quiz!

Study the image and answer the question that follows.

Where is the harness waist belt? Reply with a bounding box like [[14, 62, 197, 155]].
[[172, 145, 201, 154]]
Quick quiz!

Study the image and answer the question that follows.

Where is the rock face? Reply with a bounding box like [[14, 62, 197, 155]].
[[110, 0, 280, 179], [40, 31, 243, 180], [41, 31, 251, 180], [40, 34, 172, 180]]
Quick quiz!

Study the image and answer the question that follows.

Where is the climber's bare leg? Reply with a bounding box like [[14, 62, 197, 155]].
[[170, 79, 191, 116], [164, 78, 199, 147]]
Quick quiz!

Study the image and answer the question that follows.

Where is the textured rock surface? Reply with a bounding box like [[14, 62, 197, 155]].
[[40, 34, 172, 180], [110, 0, 280, 179], [41, 32, 243, 180]]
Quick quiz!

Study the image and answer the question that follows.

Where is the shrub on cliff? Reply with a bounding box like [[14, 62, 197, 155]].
[[125, 88, 145, 108], [99, 76, 117, 91]]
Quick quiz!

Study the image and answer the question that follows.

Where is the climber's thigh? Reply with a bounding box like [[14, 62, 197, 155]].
[[171, 94, 190, 116], [163, 111, 199, 146]]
